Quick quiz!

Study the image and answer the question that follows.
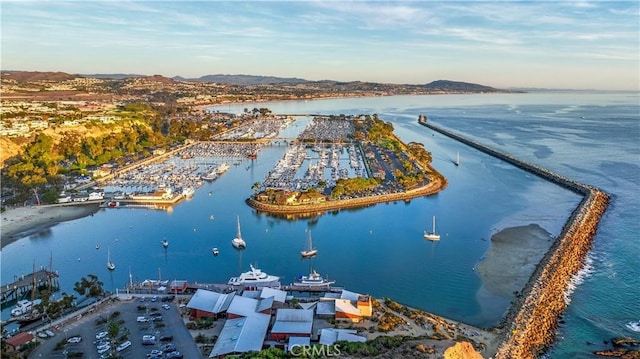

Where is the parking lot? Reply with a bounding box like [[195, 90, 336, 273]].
[[29, 295, 201, 358]]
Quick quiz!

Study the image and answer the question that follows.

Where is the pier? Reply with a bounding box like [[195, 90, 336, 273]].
[[419, 118, 609, 358], [1, 269, 60, 304]]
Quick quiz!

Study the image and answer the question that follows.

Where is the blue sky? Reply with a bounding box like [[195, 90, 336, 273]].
[[1, 1, 638, 90]]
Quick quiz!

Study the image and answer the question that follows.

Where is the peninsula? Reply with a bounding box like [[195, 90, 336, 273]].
[[246, 114, 447, 215]]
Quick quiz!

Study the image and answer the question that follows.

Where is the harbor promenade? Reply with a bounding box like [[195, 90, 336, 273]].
[[419, 119, 610, 358]]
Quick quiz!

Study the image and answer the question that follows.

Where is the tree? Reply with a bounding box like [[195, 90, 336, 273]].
[[251, 182, 262, 195], [74, 274, 105, 299]]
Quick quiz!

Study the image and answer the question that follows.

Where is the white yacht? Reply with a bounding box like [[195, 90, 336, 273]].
[[231, 216, 247, 249], [301, 230, 318, 258], [294, 270, 335, 287], [228, 264, 280, 286], [424, 216, 441, 241]]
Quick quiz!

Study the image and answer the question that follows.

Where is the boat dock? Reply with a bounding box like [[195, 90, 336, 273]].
[[1, 269, 59, 304]]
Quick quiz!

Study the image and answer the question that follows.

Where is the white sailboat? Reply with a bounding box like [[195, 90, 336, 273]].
[[161, 239, 169, 248], [231, 216, 246, 249], [107, 247, 116, 270], [301, 230, 318, 258], [454, 151, 460, 166], [424, 216, 441, 241]]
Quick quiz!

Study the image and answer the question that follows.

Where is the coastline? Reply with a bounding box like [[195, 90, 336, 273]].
[[1, 204, 101, 249]]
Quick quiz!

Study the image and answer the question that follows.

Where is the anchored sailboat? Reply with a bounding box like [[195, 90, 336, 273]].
[[301, 230, 318, 258], [424, 216, 441, 241], [107, 247, 116, 270], [231, 216, 246, 249], [454, 151, 460, 166]]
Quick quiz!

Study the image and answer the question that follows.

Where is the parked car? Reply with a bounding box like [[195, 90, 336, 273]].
[[67, 336, 82, 344], [152, 315, 163, 321], [137, 316, 149, 322], [151, 295, 159, 302], [45, 330, 55, 337], [159, 334, 173, 342], [161, 343, 176, 352], [116, 340, 132, 352], [95, 331, 108, 340], [166, 351, 183, 358], [162, 304, 171, 310], [142, 334, 156, 345], [147, 349, 163, 357], [97, 346, 110, 354]]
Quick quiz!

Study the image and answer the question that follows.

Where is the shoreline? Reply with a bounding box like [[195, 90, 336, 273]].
[[0, 204, 101, 249]]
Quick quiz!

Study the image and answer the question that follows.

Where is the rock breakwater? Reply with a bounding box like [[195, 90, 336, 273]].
[[420, 120, 610, 358]]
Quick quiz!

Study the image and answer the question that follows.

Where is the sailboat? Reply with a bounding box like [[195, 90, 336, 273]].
[[107, 247, 116, 270], [454, 151, 460, 166], [212, 247, 220, 256], [301, 230, 318, 258], [161, 239, 169, 248], [231, 216, 246, 249], [424, 216, 441, 241]]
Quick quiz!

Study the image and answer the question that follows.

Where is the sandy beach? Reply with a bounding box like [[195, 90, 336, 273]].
[[476, 224, 555, 297], [1, 204, 101, 248]]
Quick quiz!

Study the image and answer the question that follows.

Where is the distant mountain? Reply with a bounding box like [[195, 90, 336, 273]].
[[424, 80, 502, 92], [1, 71, 79, 82], [175, 74, 309, 85], [81, 73, 146, 79]]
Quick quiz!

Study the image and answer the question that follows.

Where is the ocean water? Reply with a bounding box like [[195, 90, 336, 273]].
[[2, 91, 638, 356]]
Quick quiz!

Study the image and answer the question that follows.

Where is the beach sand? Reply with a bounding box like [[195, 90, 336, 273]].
[[1, 204, 101, 248], [476, 224, 554, 297]]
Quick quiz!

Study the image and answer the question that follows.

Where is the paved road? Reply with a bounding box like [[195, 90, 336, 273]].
[[28, 296, 201, 359]]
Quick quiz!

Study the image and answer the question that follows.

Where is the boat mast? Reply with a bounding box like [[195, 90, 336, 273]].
[[433, 216, 437, 233], [237, 216, 242, 239]]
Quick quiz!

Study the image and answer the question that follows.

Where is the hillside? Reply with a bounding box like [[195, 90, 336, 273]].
[[1, 71, 79, 82], [176, 74, 308, 85], [424, 80, 504, 93]]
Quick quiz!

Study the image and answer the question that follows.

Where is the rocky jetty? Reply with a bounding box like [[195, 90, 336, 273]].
[[420, 119, 611, 358]]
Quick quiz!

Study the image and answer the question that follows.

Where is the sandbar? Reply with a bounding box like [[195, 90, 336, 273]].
[[476, 224, 554, 297], [1, 204, 100, 248]]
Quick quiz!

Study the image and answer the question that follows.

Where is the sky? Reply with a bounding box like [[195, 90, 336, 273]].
[[1, 1, 639, 90]]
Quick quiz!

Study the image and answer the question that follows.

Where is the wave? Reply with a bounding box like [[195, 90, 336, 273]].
[[564, 253, 594, 305], [626, 321, 640, 333]]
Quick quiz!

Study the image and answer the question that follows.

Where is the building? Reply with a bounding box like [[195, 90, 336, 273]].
[[5, 332, 35, 353], [186, 289, 235, 319], [319, 328, 367, 346], [333, 290, 372, 323], [270, 309, 314, 341]]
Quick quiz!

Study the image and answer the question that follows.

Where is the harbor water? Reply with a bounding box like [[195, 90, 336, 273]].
[[2, 91, 638, 357]]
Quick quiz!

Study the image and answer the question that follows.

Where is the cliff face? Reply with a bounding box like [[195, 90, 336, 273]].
[[444, 342, 484, 359]]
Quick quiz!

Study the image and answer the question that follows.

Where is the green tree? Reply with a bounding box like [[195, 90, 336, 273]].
[[74, 274, 105, 299]]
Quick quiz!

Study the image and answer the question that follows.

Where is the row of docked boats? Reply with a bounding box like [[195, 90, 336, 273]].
[[227, 264, 335, 288]]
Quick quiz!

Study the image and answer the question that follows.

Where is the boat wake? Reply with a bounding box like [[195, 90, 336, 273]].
[[625, 321, 640, 333], [563, 253, 594, 305]]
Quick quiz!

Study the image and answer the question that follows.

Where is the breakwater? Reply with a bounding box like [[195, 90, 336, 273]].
[[420, 120, 610, 358]]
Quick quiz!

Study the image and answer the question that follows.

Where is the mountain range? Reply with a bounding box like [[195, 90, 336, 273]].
[[1, 70, 510, 93]]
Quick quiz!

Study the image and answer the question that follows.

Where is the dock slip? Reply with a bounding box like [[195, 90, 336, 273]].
[[1, 269, 59, 303]]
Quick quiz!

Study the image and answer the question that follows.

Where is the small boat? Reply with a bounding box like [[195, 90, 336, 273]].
[[301, 230, 318, 258], [231, 216, 246, 249], [95, 244, 100, 250], [454, 151, 460, 166], [424, 216, 441, 241], [295, 269, 335, 287], [202, 171, 218, 181], [107, 201, 120, 207], [107, 247, 116, 271], [212, 247, 219, 256], [210, 214, 215, 220], [161, 239, 169, 248]]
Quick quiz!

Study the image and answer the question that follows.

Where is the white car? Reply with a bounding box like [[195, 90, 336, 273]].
[[137, 316, 149, 322], [67, 336, 82, 344], [162, 304, 170, 310], [98, 345, 110, 354], [116, 340, 132, 352], [95, 331, 108, 340]]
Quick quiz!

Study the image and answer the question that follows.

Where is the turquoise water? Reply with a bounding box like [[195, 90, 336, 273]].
[[2, 91, 638, 356]]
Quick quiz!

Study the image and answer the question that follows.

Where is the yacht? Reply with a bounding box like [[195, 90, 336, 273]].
[[212, 247, 219, 256], [231, 216, 247, 249], [201, 170, 218, 181], [216, 163, 230, 174], [424, 216, 441, 241], [301, 230, 318, 258], [11, 299, 40, 317], [228, 264, 280, 286], [294, 270, 335, 287]]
